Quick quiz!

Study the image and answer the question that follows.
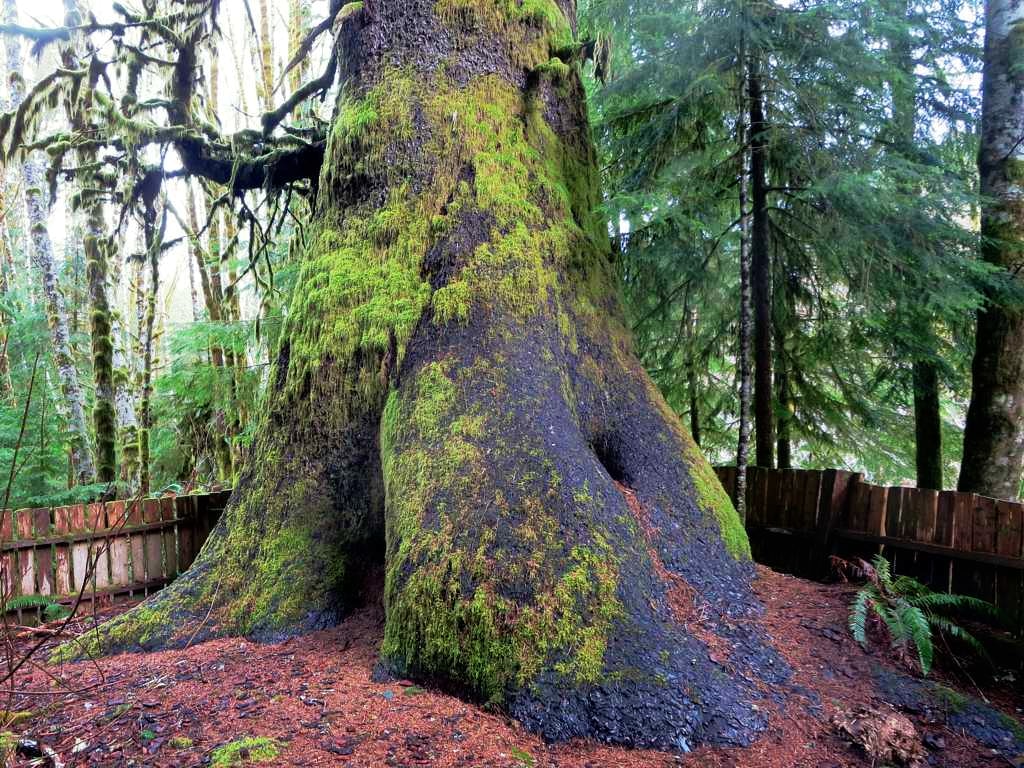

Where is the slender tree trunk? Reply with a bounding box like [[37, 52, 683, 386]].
[[82, 3, 782, 750], [288, 0, 310, 121], [774, 271, 793, 470], [687, 373, 701, 447], [83, 212, 117, 483], [187, 247, 202, 322], [110, 235, 140, 492], [913, 361, 943, 489], [736, 121, 752, 520], [959, 0, 1024, 499], [61, 0, 118, 484], [182, 186, 233, 478], [0, 186, 13, 403], [222, 212, 247, 476], [748, 54, 773, 469], [138, 214, 162, 494], [258, 0, 275, 110], [3, 0, 96, 485], [185, 184, 225, 366], [885, 0, 944, 490]]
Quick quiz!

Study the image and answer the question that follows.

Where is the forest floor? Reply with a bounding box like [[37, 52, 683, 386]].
[[0, 567, 1021, 768]]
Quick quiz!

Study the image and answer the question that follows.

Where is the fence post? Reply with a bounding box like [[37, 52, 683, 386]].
[[811, 469, 858, 577]]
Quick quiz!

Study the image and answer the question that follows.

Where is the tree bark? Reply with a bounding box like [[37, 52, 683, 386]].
[[884, 0, 944, 491], [109, 233, 140, 492], [913, 361, 943, 490], [735, 105, 752, 520], [3, 0, 96, 485], [959, 0, 1024, 499], [748, 54, 774, 469], [75, 1, 784, 750], [0, 185, 14, 403], [774, 267, 795, 470], [62, 0, 117, 484], [258, 0, 275, 111], [138, 212, 162, 494], [83, 212, 117, 484]]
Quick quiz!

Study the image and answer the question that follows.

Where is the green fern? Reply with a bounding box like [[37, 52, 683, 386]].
[[5, 594, 71, 622], [849, 554, 999, 675]]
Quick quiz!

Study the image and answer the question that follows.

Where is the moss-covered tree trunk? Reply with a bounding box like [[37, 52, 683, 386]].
[[4, 0, 96, 485], [80, 0, 785, 750], [959, 0, 1024, 499]]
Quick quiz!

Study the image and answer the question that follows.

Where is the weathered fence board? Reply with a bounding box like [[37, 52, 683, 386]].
[[715, 466, 1024, 636], [0, 490, 230, 620]]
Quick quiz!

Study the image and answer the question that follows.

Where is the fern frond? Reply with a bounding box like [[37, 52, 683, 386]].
[[896, 600, 933, 674], [892, 575, 929, 597], [911, 592, 1000, 621], [850, 589, 872, 646], [5, 594, 57, 611], [870, 554, 892, 589], [927, 616, 993, 666]]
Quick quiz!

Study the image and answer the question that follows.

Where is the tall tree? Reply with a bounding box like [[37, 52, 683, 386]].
[[110, 230, 140, 491], [2, 0, 95, 485], [28, 0, 780, 751], [63, 0, 117, 483], [958, 0, 1024, 499], [747, 50, 774, 468], [587, 0, 983, 483]]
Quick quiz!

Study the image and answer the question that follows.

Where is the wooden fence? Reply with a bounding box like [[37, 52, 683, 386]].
[[0, 491, 230, 624], [714, 467, 1024, 634]]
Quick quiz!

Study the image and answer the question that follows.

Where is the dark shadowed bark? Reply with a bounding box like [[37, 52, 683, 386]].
[[748, 53, 774, 469], [959, 0, 1024, 499], [884, 0, 944, 492], [913, 361, 943, 490], [735, 111, 752, 519], [67, 0, 787, 750]]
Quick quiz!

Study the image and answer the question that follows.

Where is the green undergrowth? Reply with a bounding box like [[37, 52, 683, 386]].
[[210, 737, 279, 766], [0, 732, 15, 762]]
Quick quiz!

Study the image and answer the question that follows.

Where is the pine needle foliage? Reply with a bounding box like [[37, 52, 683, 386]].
[[583, 0, 989, 482]]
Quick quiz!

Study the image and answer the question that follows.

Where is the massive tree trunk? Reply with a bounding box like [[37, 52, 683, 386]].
[[3, 0, 96, 485], [74, 0, 785, 750], [959, 0, 1024, 499]]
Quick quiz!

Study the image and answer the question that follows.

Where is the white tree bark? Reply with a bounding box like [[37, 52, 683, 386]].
[[3, 0, 96, 484], [110, 229, 140, 491], [959, 0, 1024, 498]]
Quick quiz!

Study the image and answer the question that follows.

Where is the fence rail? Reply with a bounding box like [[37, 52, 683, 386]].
[[714, 466, 1024, 634], [0, 491, 230, 623]]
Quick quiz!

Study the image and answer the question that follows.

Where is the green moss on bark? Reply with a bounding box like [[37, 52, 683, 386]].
[[381, 353, 627, 703], [646, 379, 751, 560]]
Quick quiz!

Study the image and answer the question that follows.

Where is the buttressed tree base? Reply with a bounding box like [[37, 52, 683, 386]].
[[58, 0, 787, 750]]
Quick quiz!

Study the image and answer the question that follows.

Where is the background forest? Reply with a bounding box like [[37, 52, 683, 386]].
[[0, 0, 1011, 508]]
